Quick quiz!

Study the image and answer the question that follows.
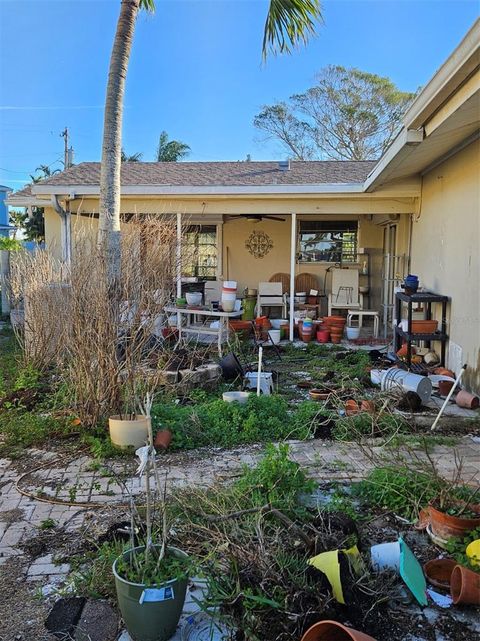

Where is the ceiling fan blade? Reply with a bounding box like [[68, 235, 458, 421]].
[[263, 215, 286, 222]]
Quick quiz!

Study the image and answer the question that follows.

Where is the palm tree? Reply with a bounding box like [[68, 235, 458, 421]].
[[121, 149, 143, 162], [97, 0, 322, 281], [156, 131, 190, 162]]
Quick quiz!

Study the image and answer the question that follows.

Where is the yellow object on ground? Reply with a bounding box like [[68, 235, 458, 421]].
[[308, 545, 360, 604], [466, 539, 480, 567]]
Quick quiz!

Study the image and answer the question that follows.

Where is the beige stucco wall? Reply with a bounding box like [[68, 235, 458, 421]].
[[410, 139, 480, 392]]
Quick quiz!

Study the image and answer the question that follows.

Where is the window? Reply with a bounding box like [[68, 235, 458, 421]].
[[183, 225, 217, 279], [298, 220, 358, 263]]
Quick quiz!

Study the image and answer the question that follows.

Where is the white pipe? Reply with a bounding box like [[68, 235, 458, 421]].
[[431, 364, 467, 431], [176, 212, 182, 329], [256, 346, 263, 397], [289, 213, 296, 341]]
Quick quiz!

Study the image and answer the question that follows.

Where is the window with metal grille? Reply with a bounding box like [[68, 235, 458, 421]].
[[298, 220, 358, 263], [183, 225, 217, 279]]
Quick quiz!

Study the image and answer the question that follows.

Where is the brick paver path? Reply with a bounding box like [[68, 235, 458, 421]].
[[1, 436, 479, 586]]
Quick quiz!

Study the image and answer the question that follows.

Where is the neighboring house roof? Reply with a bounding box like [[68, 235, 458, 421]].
[[0, 185, 13, 192], [34, 160, 377, 188]]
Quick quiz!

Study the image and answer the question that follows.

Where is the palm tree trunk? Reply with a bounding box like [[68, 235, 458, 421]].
[[98, 0, 141, 283]]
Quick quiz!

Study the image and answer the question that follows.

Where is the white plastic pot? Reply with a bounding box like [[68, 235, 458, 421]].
[[346, 326, 360, 340], [109, 415, 149, 449], [223, 280, 237, 290], [381, 367, 432, 403], [370, 369, 383, 386], [270, 318, 288, 330], [371, 541, 401, 572], [268, 329, 281, 345], [222, 391, 249, 404], [185, 292, 202, 305]]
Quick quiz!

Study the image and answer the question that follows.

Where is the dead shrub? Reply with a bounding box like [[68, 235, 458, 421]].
[[10, 214, 197, 426]]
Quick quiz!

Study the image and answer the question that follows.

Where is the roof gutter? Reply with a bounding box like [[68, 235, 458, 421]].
[[33, 183, 366, 197], [403, 18, 480, 129]]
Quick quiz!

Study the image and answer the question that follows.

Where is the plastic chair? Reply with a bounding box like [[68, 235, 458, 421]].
[[257, 282, 287, 318]]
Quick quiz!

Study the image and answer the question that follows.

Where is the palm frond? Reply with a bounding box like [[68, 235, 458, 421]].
[[139, 0, 156, 12], [263, 0, 322, 59]]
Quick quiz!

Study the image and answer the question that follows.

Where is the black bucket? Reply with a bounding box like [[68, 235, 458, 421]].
[[219, 352, 244, 381]]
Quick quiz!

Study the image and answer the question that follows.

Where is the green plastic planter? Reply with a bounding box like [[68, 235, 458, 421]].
[[113, 546, 188, 641]]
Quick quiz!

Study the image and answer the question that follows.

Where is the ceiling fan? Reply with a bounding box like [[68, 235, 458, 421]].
[[224, 214, 286, 223]]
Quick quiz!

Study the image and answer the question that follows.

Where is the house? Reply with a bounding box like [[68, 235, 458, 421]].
[[0, 185, 13, 237], [7, 20, 480, 391]]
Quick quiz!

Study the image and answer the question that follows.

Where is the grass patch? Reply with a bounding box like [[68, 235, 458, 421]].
[[152, 394, 312, 450], [355, 465, 442, 521]]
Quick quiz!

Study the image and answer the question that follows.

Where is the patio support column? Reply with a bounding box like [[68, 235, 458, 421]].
[[176, 212, 182, 329], [289, 213, 296, 341]]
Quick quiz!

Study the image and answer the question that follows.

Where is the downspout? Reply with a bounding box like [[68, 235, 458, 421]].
[[51, 195, 72, 266]]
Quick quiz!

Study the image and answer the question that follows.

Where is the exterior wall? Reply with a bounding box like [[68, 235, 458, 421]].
[[410, 139, 480, 392], [0, 188, 10, 236], [222, 214, 409, 312]]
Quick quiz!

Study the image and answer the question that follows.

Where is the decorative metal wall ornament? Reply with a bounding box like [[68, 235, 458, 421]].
[[245, 230, 274, 259]]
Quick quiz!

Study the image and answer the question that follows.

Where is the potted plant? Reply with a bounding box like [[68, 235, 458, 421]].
[[113, 395, 189, 641], [429, 484, 480, 540]]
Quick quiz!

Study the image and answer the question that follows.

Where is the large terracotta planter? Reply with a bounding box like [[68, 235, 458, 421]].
[[301, 620, 377, 641], [429, 502, 480, 540], [450, 565, 480, 605]]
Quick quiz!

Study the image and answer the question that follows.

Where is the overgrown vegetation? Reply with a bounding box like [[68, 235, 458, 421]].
[[446, 527, 480, 574], [356, 466, 443, 521]]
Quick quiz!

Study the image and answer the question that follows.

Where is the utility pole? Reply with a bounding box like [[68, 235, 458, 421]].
[[60, 127, 74, 169]]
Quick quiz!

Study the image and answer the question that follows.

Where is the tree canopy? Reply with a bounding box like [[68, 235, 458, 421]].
[[254, 65, 416, 160], [156, 131, 191, 162]]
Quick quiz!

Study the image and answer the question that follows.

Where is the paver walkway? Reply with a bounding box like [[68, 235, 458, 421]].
[[1, 436, 479, 585]]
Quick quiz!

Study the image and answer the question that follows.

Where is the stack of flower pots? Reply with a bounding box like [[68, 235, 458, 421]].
[[255, 316, 271, 340], [323, 315, 346, 344], [301, 317, 314, 343], [221, 280, 237, 312], [316, 324, 330, 343]]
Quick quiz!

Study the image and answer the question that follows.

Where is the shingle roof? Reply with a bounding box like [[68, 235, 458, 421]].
[[34, 160, 377, 188], [9, 185, 33, 198]]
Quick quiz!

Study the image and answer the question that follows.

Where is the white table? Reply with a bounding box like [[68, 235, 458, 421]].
[[164, 306, 243, 356]]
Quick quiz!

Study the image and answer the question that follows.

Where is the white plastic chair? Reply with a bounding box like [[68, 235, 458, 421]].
[[328, 268, 363, 315]]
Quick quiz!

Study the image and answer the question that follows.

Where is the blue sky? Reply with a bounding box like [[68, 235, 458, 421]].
[[0, 0, 478, 190]]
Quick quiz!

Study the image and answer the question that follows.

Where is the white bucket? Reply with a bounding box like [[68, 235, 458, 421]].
[[370, 369, 383, 386], [223, 281, 237, 290], [221, 290, 237, 300], [381, 367, 432, 403], [270, 318, 288, 329], [268, 329, 281, 345], [222, 299, 235, 312]]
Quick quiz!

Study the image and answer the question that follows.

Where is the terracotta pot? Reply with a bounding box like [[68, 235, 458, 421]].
[[331, 334, 342, 344], [411, 320, 438, 334], [154, 429, 172, 450], [309, 389, 330, 401], [360, 400, 375, 414], [396, 343, 416, 358], [429, 502, 480, 540], [317, 329, 330, 343], [456, 390, 480, 410], [302, 332, 313, 343], [438, 380, 454, 396], [345, 399, 360, 416], [323, 316, 346, 328], [450, 564, 480, 605], [434, 367, 455, 378], [423, 558, 457, 590], [301, 620, 377, 641]]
